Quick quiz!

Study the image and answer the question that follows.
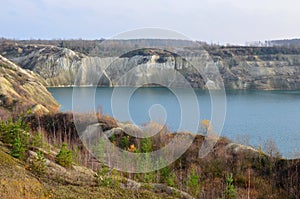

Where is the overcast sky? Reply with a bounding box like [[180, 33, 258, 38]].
[[1, 0, 300, 44]]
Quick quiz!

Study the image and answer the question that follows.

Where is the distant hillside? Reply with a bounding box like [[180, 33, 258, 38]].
[[1, 39, 300, 90]]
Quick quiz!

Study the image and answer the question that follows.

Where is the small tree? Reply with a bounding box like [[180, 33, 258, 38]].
[[96, 164, 119, 188], [119, 136, 130, 149], [140, 137, 152, 153], [55, 143, 73, 168], [11, 136, 27, 160], [186, 169, 201, 196], [160, 166, 176, 187], [224, 173, 237, 199], [0, 118, 30, 144], [96, 164, 113, 187]]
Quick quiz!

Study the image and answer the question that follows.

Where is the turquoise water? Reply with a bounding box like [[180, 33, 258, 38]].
[[48, 87, 300, 158]]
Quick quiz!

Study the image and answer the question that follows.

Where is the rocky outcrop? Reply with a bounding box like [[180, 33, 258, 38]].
[[0, 43, 116, 86], [0, 55, 59, 117], [213, 48, 300, 89], [1, 42, 300, 90]]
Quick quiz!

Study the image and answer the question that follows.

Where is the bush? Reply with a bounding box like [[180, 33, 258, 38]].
[[109, 134, 116, 143], [144, 172, 156, 183], [119, 136, 130, 149], [140, 137, 152, 153], [186, 169, 201, 196], [0, 118, 30, 160], [30, 150, 46, 174], [160, 166, 176, 187], [11, 136, 27, 160], [0, 118, 29, 145], [96, 164, 119, 188], [55, 143, 73, 168], [224, 173, 237, 199]]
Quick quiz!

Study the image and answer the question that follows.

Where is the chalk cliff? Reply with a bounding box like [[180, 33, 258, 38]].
[[1, 42, 300, 90]]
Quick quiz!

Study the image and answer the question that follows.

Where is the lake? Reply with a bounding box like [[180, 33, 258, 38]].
[[48, 87, 300, 158]]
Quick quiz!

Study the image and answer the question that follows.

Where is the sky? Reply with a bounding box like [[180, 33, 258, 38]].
[[1, 0, 300, 45]]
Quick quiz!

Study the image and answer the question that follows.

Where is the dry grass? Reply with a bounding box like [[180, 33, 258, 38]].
[[0, 144, 48, 199]]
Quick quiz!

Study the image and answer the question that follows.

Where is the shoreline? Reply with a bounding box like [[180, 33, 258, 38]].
[[46, 85, 300, 91]]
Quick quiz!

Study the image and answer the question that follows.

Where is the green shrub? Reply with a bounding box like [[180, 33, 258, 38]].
[[224, 173, 237, 199], [140, 137, 152, 153], [0, 119, 30, 160], [133, 171, 156, 184], [119, 136, 130, 149], [109, 134, 116, 143], [0, 118, 29, 145], [186, 169, 201, 196], [11, 136, 27, 160], [96, 164, 118, 188], [30, 150, 46, 174], [142, 172, 156, 183], [55, 143, 73, 168], [160, 166, 176, 187]]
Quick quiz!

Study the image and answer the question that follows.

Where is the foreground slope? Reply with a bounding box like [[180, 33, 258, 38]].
[[0, 140, 180, 199]]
